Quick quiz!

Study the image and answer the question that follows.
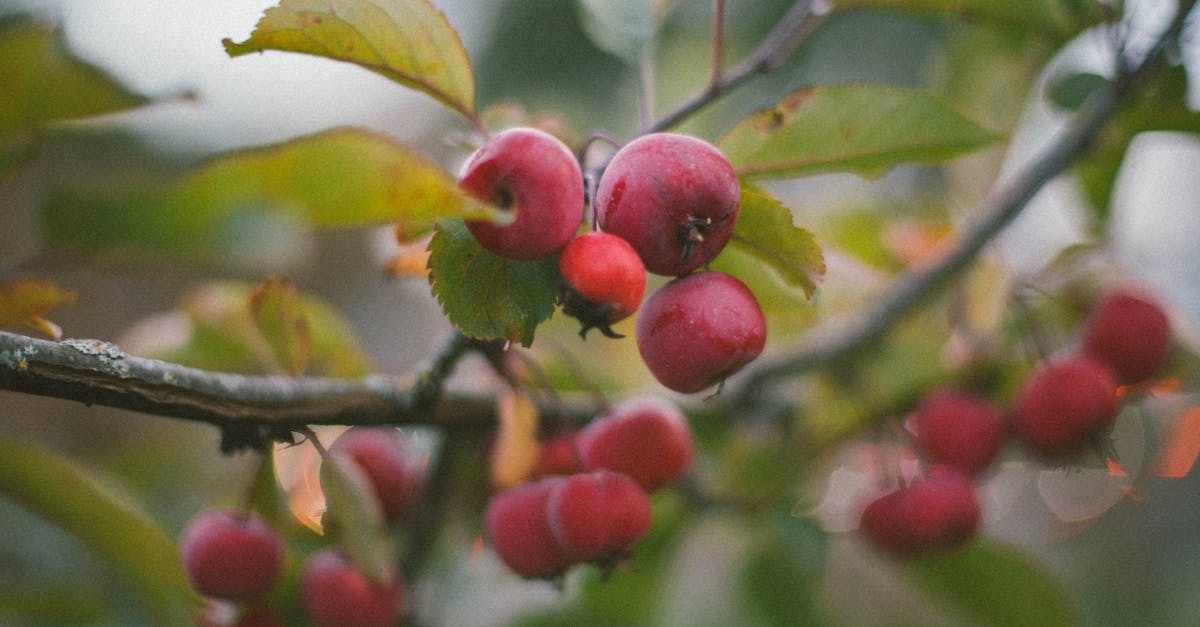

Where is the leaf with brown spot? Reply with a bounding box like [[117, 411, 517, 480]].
[[249, 276, 312, 376]]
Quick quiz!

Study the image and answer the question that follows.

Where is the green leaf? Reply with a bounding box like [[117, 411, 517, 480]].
[[427, 218, 560, 347], [830, 0, 1104, 42], [906, 540, 1077, 627], [223, 0, 476, 119], [44, 128, 496, 263], [0, 18, 150, 134], [318, 452, 395, 583], [250, 275, 313, 376], [0, 436, 199, 625], [576, 0, 677, 64], [740, 512, 829, 626], [726, 185, 824, 299], [718, 85, 999, 179]]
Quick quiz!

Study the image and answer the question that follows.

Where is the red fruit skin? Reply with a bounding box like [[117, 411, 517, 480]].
[[913, 389, 1005, 476], [329, 426, 424, 524], [535, 432, 583, 477], [546, 470, 653, 562], [1012, 356, 1119, 458], [1081, 288, 1171, 384], [860, 467, 980, 557], [596, 133, 740, 276], [485, 477, 575, 578], [559, 232, 647, 323], [300, 548, 404, 627], [460, 127, 584, 260], [576, 397, 693, 492], [636, 271, 766, 394], [179, 509, 285, 601]]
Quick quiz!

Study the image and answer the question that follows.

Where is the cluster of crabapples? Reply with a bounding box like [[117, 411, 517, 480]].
[[487, 396, 694, 578], [179, 427, 422, 627], [859, 287, 1173, 557], [460, 127, 766, 394]]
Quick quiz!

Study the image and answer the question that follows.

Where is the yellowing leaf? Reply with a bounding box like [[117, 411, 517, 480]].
[[719, 85, 999, 179], [0, 19, 149, 134], [249, 275, 313, 376], [726, 186, 824, 299], [427, 219, 560, 347], [490, 387, 540, 488], [0, 280, 77, 336], [223, 0, 476, 120]]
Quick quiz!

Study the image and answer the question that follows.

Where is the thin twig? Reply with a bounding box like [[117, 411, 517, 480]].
[[646, 0, 832, 133], [728, 0, 1195, 406], [711, 0, 727, 86]]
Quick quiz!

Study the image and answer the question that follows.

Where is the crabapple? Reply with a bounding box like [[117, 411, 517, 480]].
[[179, 509, 285, 601], [485, 477, 574, 578], [546, 470, 652, 563], [329, 426, 425, 524], [576, 397, 693, 491], [535, 431, 583, 477], [1081, 288, 1171, 385], [460, 127, 584, 260], [558, 231, 647, 339], [859, 467, 980, 557], [635, 271, 766, 394], [300, 548, 405, 627], [912, 389, 1005, 476], [595, 133, 740, 276], [1012, 355, 1118, 458]]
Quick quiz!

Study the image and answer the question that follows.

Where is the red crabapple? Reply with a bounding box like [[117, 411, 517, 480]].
[[1012, 355, 1119, 458], [636, 271, 766, 394], [179, 509, 285, 601], [546, 470, 652, 563], [300, 548, 405, 627], [595, 133, 740, 276], [460, 127, 584, 260], [912, 389, 1005, 476], [576, 397, 693, 491], [329, 426, 425, 524], [1081, 288, 1172, 384], [485, 477, 574, 578], [558, 231, 647, 339], [859, 467, 980, 557]]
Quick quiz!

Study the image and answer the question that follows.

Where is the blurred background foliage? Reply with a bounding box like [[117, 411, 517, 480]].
[[2, 0, 1200, 625]]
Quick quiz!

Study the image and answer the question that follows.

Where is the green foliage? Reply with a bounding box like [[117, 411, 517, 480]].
[[224, 0, 476, 120], [428, 219, 560, 347], [740, 512, 829, 626], [43, 128, 495, 263], [0, 436, 200, 625], [576, 0, 678, 64], [0, 18, 150, 135], [318, 452, 395, 583], [831, 0, 1105, 42], [727, 184, 825, 299], [906, 541, 1078, 626], [719, 84, 999, 179]]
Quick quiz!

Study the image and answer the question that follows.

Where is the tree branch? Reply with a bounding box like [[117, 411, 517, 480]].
[[729, 0, 1196, 405], [644, 0, 832, 133], [0, 330, 491, 433]]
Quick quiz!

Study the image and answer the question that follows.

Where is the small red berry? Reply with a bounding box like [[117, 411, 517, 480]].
[[596, 133, 740, 276], [860, 467, 980, 557], [485, 477, 574, 578], [1012, 356, 1119, 458], [329, 426, 425, 524], [300, 548, 405, 627], [912, 389, 1005, 476], [546, 470, 653, 563], [535, 431, 583, 477], [576, 397, 693, 492], [558, 232, 647, 339], [179, 509, 285, 601], [1081, 288, 1171, 384], [460, 127, 584, 260], [636, 271, 766, 394]]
